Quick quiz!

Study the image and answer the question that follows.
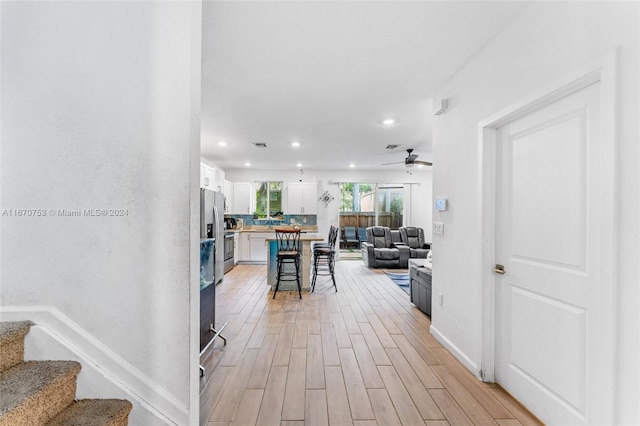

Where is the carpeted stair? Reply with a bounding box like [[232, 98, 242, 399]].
[[0, 321, 132, 426]]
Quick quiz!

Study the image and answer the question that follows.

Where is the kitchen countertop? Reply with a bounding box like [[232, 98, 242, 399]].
[[264, 232, 324, 241], [228, 227, 318, 233]]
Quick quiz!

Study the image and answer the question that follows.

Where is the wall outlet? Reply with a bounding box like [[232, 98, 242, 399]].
[[439, 293, 444, 306], [433, 222, 444, 235]]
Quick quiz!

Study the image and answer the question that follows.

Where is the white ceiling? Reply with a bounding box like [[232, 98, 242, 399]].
[[201, 1, 528, 171]]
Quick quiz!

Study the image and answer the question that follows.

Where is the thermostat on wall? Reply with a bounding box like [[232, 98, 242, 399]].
[[435, 197, 448, 211]]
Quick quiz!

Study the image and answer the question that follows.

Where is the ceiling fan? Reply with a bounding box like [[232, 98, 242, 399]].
[[382, 148, 432, 167]]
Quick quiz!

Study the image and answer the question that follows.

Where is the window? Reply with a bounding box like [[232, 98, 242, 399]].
[[255, 181, 282, 217], [339, 183, 403, 229]]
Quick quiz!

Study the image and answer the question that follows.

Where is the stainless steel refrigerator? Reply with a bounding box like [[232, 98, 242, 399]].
[[200, 188, 225, 285]]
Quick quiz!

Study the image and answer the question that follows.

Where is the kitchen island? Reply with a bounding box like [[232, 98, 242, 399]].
[[265, 233, 324, 292]]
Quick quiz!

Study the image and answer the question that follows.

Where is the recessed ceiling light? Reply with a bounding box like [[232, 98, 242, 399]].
[[218, 141, 227, 146], [381, 118, 397, 126], [291, 142, 301, 148], [349, 164, 355, 168], [296, 163, 303, 167], [244, 162, 251, 167]]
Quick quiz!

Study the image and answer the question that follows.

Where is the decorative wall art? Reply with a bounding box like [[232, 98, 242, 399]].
[[318, 191, 334, 207]]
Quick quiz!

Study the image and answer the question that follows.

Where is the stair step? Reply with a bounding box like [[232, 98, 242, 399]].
[[0, 360, 81, 426], [45, 399, 133, 426], [0, 321, 34, 372]]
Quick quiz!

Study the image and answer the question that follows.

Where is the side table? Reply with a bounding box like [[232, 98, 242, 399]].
[[409, 258, 432, 317]]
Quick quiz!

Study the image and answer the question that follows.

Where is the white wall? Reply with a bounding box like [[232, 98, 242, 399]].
[[431, 2, 639, 423], [1, 2, 202, 424], [224, 168, 433, 239]]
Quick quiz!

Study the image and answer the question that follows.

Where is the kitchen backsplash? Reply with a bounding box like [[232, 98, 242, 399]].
[[224, 214, 317, 228]]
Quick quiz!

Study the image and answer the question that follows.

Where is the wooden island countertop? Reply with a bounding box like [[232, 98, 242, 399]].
[[264, 232, 324, 242]]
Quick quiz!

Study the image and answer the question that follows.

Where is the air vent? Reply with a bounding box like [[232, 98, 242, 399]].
[[386, 144, 402, 150], [251, 142, 268, 148]]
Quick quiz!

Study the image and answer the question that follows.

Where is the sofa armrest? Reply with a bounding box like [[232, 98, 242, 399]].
[[361, 242, 375, 267], [397, 244, 411, 268]]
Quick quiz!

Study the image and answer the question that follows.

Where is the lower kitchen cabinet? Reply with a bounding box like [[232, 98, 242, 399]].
[[238, 232, 271, 263], [233, 233, 239, 265]]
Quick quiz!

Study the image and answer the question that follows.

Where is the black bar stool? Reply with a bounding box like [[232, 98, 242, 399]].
[[273, 229, 302, 299], [313, 225, 337, 250], [312, 226, 338, 292]]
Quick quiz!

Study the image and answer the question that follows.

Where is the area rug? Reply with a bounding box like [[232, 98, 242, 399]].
[[384, 271, 410, 294]]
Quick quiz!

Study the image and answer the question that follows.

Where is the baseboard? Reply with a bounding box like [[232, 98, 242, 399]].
[[0, 306, 188, 425], [429, 325, 481, 380]]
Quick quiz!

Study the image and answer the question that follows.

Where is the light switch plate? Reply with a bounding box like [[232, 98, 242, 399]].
[[433, 222, 444, 235]]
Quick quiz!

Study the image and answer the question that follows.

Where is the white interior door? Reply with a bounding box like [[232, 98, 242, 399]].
[[494, 81, 609, 424]]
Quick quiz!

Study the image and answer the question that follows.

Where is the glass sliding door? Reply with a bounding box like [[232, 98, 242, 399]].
[[375, 185, 404, 229], [339, 183, 404, 229]]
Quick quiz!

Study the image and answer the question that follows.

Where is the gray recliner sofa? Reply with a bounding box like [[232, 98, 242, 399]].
[[399, 226, 431, 258], [361, 226, 410, 268]]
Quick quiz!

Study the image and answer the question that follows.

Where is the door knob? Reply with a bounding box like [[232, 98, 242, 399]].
[[493, 264, 506, 275]]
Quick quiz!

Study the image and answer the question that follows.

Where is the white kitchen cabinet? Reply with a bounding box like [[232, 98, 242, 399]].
[[200, 163, 225, 192], [200, 165, 212, 189], [249, 233, 269, 262], [237, 232, 271, 263], [213, 168, 225, 193], [287, 182, 318, 214], [232, 182, 252, 214], [223, 179, 233, 198], [238, 233, 249, 261], [233, 233, 239, 265]]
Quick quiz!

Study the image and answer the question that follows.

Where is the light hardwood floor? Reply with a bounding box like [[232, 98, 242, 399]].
[[200, 260, 542, 426]]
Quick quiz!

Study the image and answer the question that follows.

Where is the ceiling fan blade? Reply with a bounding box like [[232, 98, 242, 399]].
[[381, 161, 404, 165], [413, 160, 432, 166]]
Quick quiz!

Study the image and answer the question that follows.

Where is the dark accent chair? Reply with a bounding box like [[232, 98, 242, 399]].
[[342, 226, 359, 249], [357, 227, 367, 247], [399, 227, 431, 258], [361, 226, 410, 269]]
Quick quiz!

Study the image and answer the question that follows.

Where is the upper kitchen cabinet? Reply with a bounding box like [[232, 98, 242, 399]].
[[232, 182, 252, 214], [200, 164, 213, 190], [200, 163, 225, 192], [286, 182, 318, 215], [223, 179, 233, 211], [214, 168, 225, 192]]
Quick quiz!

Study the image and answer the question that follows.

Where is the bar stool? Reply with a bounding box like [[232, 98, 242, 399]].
[[273, 228, 302, 299], [312, 226, 338, 292], [313, 225, 337, 250]]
